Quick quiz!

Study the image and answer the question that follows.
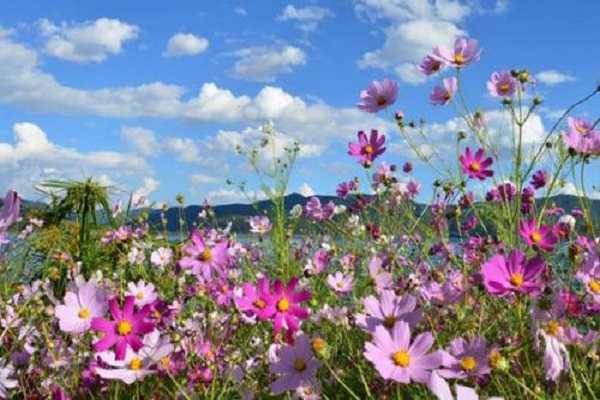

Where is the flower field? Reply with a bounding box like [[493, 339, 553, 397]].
[[1, 37, 600, 399]]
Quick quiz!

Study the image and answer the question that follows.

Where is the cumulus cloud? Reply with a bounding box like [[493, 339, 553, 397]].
[[230, 45, 306, 82], [163, 33, 209, 57], [189, 174, 221, 185], [278, 5, 334, 31], [134, 177, 160, 198], [120, 126, 160, 156], [0, 122, 149, 197], [38, 18, 139, 63], [298, 182, 316, 197], [205, 188, 266, 205], [535, 70, 576, 86], [558, 181, 600, 200]]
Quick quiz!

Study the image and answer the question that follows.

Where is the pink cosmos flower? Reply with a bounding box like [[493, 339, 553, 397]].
[[54, 278, 107, 334], [356, 290, 422, 333], [150, 247, 173, 268], [562, 116, 600, 155], [519, 218, 557, 252], [348, 129, 386, 167], [430, 77, 457, 105], [364, 322, 442, 384], [261, 277, 311, 334], [438, 336, 491, 380], [91, 296, 155, 360], [179, 229, 229, 279], [418, 54, 445, 75], [327, 272, 354, 294], [248, 215, 272, 234], [336, 179, 358, 199], [459, 147, 494, 180], [429, 371, 503, 400], [368, 256, 393, 292], [432, 37, 481, 68], [575, 251, 600, 304], [487, 71, 518, 98], [481, 250, 546, 297], [303, 197, 335, 222], [356, 79, 398, 113], [270, 335, 321, 395], [235, 277, 272, 321], [126, 280, 158, 307], [0, 190, 20, 244]]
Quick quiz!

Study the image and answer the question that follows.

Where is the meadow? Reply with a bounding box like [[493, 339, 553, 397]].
[[1, 37, 600, 399]]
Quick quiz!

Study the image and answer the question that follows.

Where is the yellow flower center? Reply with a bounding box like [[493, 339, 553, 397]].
[[293, 358, 306, 372], [277, 298, 290, 312], [117, 320, 133, 336], [510, 273, 524, 287], [129, 357, 143, 370], [454, 53, 465, 65], [160, 356, 171, 369], [499, 83, 510, 93], [461, 356, 477, 371], [312, 337, 326, 353], [576, 125, 589, 135], [392, 351, 411, 367], [588, 279, 600, 294], [364, 144, 374, 154], [78, 307, 91, 319], [488, 350, 502, 369], [530, 231, 542, 243], [200, 248, 212, 262], [136, 291, 144, 300], [469, 162, 481, 172], [254, 299, 266, 309], [546, 320, 561, 336], [383, 315, 396, 329]]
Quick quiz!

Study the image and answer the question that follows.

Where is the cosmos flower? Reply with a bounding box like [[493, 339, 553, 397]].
[[327, 272, 354, 294], [336, 179, 358, 199], [261, 277, 311, 335], [355, 290, 422, 333], [438, 336, 491, 380], [356, 79, 398, 113], [428, 371, 503, 400], [562, 117, 600, 155], [348, 129, 386, 167], [179, 229, 229, 279], [126, 280, 158, 307], [432, 37, 481, 68], [364, 322, 442, 384], [481, 250, 546, 297], [430, 77, 457, 105], [0, 359, 17, 399], [91, 296, 155, 360], [459, 147, 494, 180], [487, 71, 518, 98], [248, 215, 272, 234], [235, 277, 273, 320], [519, 218, 558, 252], [418, 53, 446, 75], [530, 170, 547, 190], [150, 247, 173, 268], [270, 335, 321, 395], [0, 190, 20, 244], [54, 278, 107, 334]]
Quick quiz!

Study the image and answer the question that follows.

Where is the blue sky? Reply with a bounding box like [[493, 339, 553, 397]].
[[0, 0, 598, 205]]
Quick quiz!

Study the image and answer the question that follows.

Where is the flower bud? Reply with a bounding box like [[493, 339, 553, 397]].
[[533, 96, 543, 106]]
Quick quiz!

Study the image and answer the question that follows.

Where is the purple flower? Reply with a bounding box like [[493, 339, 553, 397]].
[[357, 79, 398, 113], [91, 296, 155, 360], [261, 277, 311, 335], [348, 129, 386, 167], [327, 272, 354, 294], [481, 250, 546, 297], [364, 322, 442, 384], [0, 359, 17, 398], [356, 290, 421, 332], [54, 278, 107, 334], [438, 336, 491, 380], [0, 190, 20, 244], [432, 37, 481, 68], [270, 335, 320, 395], [562, 116, 600, 155], [248, 215, 272, 234], [530, 170, 547, 190], [519, 218, 557, 252], [459, 147, 494, 180], [487, 71, 518, 98], [430, 77, 457, 105], [418, 54, 445, 75], [402, 162, 413, 173], [178, 229, 229, 279], [304, 197, 335, 222], [235, 277, 272, 321], [336, 179, 358, 199]]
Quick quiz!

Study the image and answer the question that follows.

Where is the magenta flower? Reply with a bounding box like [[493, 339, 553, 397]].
[[575, 252, 600, 303], [481, 250, 546, 297], [179, 229, 229, 279], [530, 170, 547, 190], [430, 77, 457, 105], [270, 335, 320, 395], [519, 218, 557, 252], [364, 322, 442, 384], [487, 71, 518, 98], [356, 290, 421, 333], [562, 116, 600, 155], [357, 79, 398, 113], [262, 277, 311, 334], [418, 53, 445, 75], [459, 147, 494, 180], [432, 37, 481, 68], [303, 197, 335, 222], [438, 336, 491, 380], [91, 296, 155, 360], [348, 129, 386, 167], [55, 279, 107, 334], [235, 277, 273, 320]]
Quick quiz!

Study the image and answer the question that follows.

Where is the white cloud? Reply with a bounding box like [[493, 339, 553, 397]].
[[535, 70, 576, 86], [298, 182, 316, 197], [205, 188, 266, 204], [230, 45, 306, 82], [278, 5, 334, 31], [163, 33, 209, 57], [162, 137, 201, 163], [134, 177, 160, 198], [189, 174, 221, 185], [0, 122, 149, 197], [558, 182, 600, 199], [234, 7, 247, 16], [120, 126, 160, 156], [38, 18, 139, 63]]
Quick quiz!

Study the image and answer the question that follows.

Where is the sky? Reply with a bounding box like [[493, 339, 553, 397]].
[[0, 0, 599, 206]]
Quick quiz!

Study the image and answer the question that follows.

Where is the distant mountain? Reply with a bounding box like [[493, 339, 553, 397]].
[[145, 193, 600, 233]]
